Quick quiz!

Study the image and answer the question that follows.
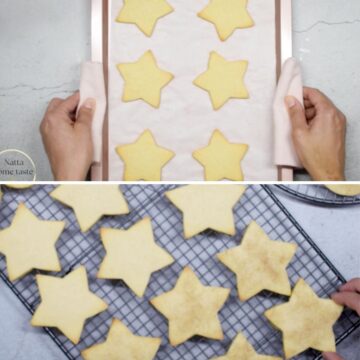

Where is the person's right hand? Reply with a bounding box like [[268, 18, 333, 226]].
[[285, 87, 347, 181], [322, 278, 360, 360]]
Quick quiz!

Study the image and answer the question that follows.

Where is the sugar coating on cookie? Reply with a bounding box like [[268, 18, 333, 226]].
[[265, 279, 343, 358], [150, 267, 230, 346], [218, 221, 297, 301]]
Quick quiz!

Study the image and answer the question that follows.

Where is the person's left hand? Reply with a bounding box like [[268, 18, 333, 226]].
[[40, 92, 96, 181], [322, 278, 360, 360]]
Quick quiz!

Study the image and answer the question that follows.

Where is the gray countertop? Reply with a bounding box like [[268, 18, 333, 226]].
[[0, 0, 359, 180], [0, 187, 359, 359]]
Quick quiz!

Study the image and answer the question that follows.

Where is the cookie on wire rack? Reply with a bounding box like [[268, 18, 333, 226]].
[[217, 221, 297, 301], [326, 184, 360, 197], [0, 203, 65, 281], [97, 217, 174, 297], [265, 279, 343, 359], [165, 184, 246, 239], [212, 331, 281, 360], [82, 318, 161, 360], [31, 266, 108, 344], [150, 267, 230, 346]]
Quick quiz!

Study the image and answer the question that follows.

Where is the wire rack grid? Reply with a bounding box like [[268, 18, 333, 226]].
[[276, 184, 360, 206], [0, 184, 359, 360]]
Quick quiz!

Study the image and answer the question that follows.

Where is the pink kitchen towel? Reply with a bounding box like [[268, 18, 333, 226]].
[[78, 62, 106, 164], [273, 57, 304, 168]]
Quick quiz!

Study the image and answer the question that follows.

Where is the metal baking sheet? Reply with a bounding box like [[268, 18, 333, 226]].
[[91, 0, 294, 181]]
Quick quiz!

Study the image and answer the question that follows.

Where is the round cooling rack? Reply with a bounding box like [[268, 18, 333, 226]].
[[275, 185, 360, 206]]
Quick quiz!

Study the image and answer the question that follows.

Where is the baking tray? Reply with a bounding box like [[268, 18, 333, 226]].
[[276, 184, 360, 206], [0, 184, 359, 359], [90, 0, 294, 181]]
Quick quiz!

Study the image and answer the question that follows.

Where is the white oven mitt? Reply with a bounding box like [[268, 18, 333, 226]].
[[78, 62, 106, 164], [273, 57, 304, 168]]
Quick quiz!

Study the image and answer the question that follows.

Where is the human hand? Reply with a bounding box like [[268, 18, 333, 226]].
[[40, 93, 96, 181], [322, 278, 360, 360], [285, 87, 347, 181]]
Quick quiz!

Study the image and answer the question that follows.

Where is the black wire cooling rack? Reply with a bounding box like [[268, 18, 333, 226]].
[[0, 185, 359, 360], [276, 184, 360, 206]]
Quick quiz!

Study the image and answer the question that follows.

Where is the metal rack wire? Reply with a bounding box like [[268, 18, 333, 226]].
[[0, 184, 359, 360], [276, 184, 360, 206]]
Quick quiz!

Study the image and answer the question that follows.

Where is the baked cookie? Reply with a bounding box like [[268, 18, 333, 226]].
[[31, 266, 108, 344], [4, 184, 33, 189], [212, 331, 281, 360], [116, 0, 173, 37], [50, 185, 129, 232], [98, 217, 174, 297], [81, 318, 161, 360], [194, 52, 249, 110], [217, 221, 297, 300], [116, 130, 175, 181], [193, 130, 248, 181], [150, 267, 230, 346], [117, 50, 174, 108], [326, 185, 360, 197], [0, 204, 65, 281], [165, 185, 246, 239], [198, 0, 254, 41], [264, 279, 343, 358]]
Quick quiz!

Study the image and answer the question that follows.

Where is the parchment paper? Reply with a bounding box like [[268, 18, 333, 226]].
[[108, 0, 278, 181]]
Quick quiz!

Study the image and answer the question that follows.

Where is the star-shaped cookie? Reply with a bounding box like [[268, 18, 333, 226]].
[[198, 0, 254, 41], [194, 52, 249, 110], [150, 267, 230, 346], [116, 0, 174, 37], [193, 130, 249, 181], [326, 185, 360, 196], [50, 185, 129, 233], [98, 217, 174, 297], [31, 266, 108, 344], [4, 184, 33, 189], [0, 204, 65, 281], [213, 332, 281, 360], [81, 318, 161, 360], [165, 185, 246, 239], [217, 221, 297, 301], [116, 130, 175, 181], [117, 50, 174, 108], [264, 279, 343, 359]]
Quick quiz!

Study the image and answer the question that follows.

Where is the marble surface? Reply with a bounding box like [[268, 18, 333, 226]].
[[0, 0, 91, 181], [293, 0, 360, 181], [0, 0, 359, 180], [0, 187, 359, 359]]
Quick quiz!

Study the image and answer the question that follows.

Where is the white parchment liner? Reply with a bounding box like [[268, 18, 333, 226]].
[[108, 0, 278, 181]]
